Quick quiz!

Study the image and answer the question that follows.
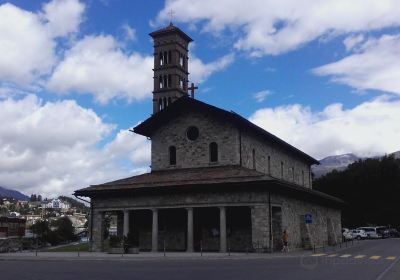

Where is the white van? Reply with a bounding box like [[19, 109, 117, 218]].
[[357, 227, 382, 239]]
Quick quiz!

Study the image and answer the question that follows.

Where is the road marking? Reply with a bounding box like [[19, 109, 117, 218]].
[[311, 253, 326, 257], [327, 254, 338, 257], [340, 254, 352, 258], [354, 255, 366, 259], [386, 256, 396, 261], [370, 256, 381, 260]]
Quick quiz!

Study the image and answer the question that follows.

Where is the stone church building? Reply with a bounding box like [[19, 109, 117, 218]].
[[74, 24, 343, 253]]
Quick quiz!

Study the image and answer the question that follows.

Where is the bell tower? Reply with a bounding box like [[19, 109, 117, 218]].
[[150, 23, 193, 114]]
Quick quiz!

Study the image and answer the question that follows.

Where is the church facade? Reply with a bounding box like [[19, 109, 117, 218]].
[[74, 24, 343, 253]]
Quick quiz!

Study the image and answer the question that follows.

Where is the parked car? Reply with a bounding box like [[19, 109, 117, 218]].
[[376, 227, 390, 239], [350, 229, 367, 240], [387, 228, 400, 238], [358, 227, 382, 239], [342, 228, 353, 241]]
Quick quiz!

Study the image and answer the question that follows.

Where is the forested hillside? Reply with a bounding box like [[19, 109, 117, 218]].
[[314, 156, 400, 227]]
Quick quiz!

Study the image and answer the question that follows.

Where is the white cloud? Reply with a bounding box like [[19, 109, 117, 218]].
[[343, 34, 365, 52], [0, 0, 84, 86], [190, 53, 234, 84], [253, 90, 272, 103], [156, 0, 400, 56], [0, 3, 55, 85], [47, 35, 154, 104], [313, 34, 400, 96], [0, 95, 150, 197], [249, 96, 400, 159], [42, 0, 85, 37], [121, 23, 136, 42]]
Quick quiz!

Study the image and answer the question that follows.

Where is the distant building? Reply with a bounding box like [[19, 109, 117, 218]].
[[42, 199, 70, 212], [0, 217, 26, 237]]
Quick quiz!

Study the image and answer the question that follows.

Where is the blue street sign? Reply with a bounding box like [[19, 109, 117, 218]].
[[305, 213, 312, 224]]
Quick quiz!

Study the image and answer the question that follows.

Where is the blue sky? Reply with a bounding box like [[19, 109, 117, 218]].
[[1, 0, 400, 196]]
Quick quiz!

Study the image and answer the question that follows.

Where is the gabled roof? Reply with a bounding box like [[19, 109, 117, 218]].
[[149, 23, 193, 42], [134, 97, 319, 165]]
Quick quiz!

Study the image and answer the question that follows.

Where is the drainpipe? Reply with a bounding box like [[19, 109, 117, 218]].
[[268, 191, 272, 253]]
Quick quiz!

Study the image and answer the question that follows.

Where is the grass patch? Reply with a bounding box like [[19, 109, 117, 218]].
[[44, 243, 89, 252]]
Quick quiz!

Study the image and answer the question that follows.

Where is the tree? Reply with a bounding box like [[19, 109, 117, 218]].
[[54, 217, 76, 242], [314, 156, 400, 227]]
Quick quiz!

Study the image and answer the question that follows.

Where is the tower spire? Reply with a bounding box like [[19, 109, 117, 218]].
[[149, 25, 193, 114]]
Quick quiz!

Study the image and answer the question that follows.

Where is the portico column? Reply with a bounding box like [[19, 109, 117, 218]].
[[187, 207, 194, 252], [152, 209, 158, 252], [219, 206, 227, 253], [123, 210, 129, 237]]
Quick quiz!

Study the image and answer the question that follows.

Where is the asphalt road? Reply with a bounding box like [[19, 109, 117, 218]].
[[1, 239, 399, 280]]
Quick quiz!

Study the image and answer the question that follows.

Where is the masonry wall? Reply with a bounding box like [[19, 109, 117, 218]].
[[151, 110, 240, 170], [90, 188, 341, 252], [241, 130, 312, 188]]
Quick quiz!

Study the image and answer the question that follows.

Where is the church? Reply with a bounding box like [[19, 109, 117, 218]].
[[74, 24, 343, 253]]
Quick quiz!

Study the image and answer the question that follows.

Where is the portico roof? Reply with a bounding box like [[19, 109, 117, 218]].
[[74, 166, 344, 207]]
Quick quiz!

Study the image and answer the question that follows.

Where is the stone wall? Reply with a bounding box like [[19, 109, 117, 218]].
[[151, 110, 240, 170], [150, 110, 313, 189], [241, 130, 312, 188]]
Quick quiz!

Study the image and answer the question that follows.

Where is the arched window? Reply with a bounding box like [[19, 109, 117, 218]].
[[163, 75, 168, 88], [168, 51, 172, 64], [169, 146, 176, 165], [179, 77, 184, 89], [159, 52, 163, 66], [163, 97, 167, 109], [168, 97, 171, 106], [179, 53, 184, 66], [252, 149, 256, 169], [164, 51, 167, 64], [167, 75, 171, 87], [159, 98, 162, 111], [209, 142, 218, 162], [159, 76, 163, 89]]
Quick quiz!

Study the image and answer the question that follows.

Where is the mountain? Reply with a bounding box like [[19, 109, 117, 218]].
[[313, 150, 400, 178], [0, 186, 30, 201], [390, 150, 400, 159], [312, 153, 360, 178]]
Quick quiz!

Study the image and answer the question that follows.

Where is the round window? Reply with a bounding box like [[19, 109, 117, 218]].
[[186, 126, 199, 141]]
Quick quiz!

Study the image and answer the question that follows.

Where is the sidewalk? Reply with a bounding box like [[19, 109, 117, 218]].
[[0, 240, 362, 261], [0, 250, 313, 261]]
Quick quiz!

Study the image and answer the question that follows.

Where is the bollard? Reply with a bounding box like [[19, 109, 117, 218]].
[[313, 244, 316, 253], [200, 240, 203, 257], [163, 240, 166, 257]]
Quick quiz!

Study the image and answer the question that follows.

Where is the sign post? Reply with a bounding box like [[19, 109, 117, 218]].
[[305, 213, 312, 224]]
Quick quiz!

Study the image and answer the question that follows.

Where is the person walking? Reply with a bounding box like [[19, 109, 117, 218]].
[[282, 230, 289, 252]]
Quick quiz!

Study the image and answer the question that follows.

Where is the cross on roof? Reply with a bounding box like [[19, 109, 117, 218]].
[[168, 9, 175, 24], [188, 83, 198, 99]]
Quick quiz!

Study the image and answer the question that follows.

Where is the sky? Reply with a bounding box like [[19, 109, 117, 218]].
[[0, 0, 400, 197]]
